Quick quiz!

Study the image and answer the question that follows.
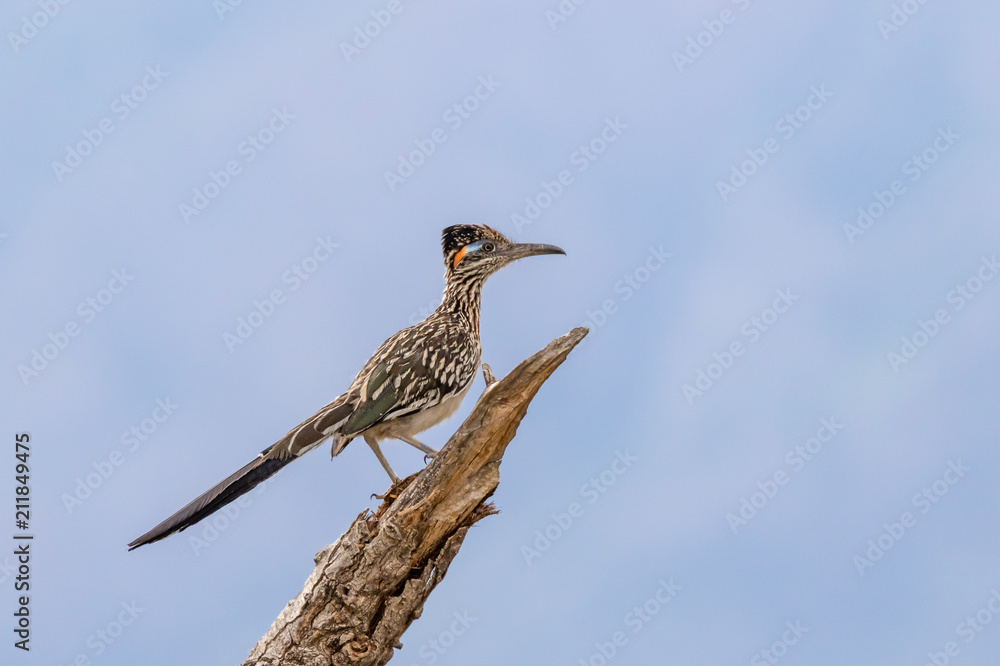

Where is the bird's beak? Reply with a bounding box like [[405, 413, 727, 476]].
[[500, 243, 566, 261]]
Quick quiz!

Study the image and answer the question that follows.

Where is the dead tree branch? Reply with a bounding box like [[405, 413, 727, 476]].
[[242, 327, 588, 666]]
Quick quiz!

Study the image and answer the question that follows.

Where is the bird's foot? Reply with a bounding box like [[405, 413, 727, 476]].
[[371, 484, 400, 502], [371, 475, 413, 502]]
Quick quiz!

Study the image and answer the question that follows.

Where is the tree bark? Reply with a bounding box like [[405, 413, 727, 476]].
[[242, 327, 588, 666]]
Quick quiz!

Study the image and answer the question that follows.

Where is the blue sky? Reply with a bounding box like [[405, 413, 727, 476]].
[[2, 1, 999, 664]]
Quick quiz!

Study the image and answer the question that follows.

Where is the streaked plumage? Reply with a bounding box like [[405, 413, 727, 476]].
[[128, 224, 564, 550]]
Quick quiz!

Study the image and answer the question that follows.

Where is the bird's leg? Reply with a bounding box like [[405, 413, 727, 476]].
[[364, 434, 401, 484], [397, 434, 439, 459]]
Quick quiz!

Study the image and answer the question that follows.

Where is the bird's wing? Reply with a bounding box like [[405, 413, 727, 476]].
[[336, 325, 476, 436], [343, 356, 435, 433]]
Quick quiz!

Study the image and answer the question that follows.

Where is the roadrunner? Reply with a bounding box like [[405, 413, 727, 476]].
[[128, 225, 564, 550]]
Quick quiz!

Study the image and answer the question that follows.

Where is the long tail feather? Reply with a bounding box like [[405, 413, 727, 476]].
[[128, 395, 352, 551], [127, 451, 292, 551]]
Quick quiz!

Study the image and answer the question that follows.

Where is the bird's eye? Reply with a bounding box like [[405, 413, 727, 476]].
[[482, 242, 495, 252]]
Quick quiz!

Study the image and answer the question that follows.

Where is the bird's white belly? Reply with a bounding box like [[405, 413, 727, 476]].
[[367, 383, 472, 442]]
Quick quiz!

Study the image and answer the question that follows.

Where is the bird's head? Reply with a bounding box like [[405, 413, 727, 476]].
[[441, 224, 565, 282]]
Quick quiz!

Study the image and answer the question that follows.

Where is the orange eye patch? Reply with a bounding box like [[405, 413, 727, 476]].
[[452, 241, 486, 268], [452, 246, 468, 268]]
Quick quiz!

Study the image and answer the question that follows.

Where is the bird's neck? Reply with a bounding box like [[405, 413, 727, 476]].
[[438, 276, 484, 336]]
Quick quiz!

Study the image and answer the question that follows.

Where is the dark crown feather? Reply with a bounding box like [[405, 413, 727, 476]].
[[441, 224, 508, 256]]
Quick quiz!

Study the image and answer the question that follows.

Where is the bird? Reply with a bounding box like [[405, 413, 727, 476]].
[[128, 224, 564, 550]]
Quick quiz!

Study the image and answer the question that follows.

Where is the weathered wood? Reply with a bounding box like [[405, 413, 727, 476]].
[[242, 327, 588, 666]]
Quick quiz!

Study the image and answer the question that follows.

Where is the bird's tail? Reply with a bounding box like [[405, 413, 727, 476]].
[[128, 396, 352, 551], [127, 447, 293, 551]]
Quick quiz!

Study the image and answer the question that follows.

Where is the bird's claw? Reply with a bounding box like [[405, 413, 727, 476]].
[[371, 477, 404, 501]]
